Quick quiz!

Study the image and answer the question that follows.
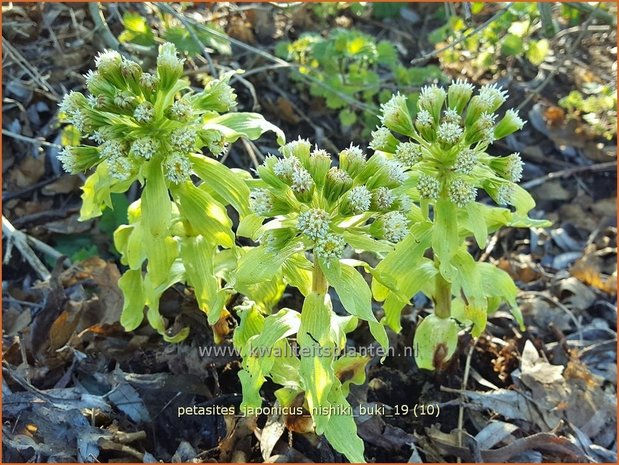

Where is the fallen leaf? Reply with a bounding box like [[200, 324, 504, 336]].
[[41, 175, 81, 195], [9, 154, 45, 188]]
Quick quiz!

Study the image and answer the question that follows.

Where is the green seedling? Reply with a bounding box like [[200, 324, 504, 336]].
[[277, 28, 446, 133]]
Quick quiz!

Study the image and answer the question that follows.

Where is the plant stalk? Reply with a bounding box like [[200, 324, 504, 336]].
[[312, 257, 328, 294], [434, 269, 452, 319]]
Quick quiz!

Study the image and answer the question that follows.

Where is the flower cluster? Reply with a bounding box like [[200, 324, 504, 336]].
[[371, 79, 527, 210], [58, 43, 238, 185], [251, 139, 412, 263]]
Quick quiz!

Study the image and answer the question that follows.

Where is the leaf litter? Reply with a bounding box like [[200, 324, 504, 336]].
[[2, 2, 616, 462]]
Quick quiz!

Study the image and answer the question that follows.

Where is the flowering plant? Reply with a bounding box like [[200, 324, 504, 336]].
[[58, 43, 283, 341], [370, 80, 550, 369], [234, 138, 415, 462], [60, 44, 548, 461]]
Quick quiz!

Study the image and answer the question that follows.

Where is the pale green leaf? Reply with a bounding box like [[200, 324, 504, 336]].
[[204, 112, 285, 145], [413, 314, 459, 371], [478, 262, 524, 329], [282, 253, 313, 296], [172, 182, 234, 248], [374, 221, 432, 293], [464, 202, 488, 248], [181, 235, 226, 324], [142, 162, 172, 237], [189, 153, 251, 216], [146, 235, 179, 287], [235, 240, 305, 286], [323, 388, 366, 463], [343, 230, 395, 254], [118, 269, 145, 331], [237, 213, 265, 240], [320, 260, 376, 323], [298, 292, 336, 434], [432, 199, 459, 280], [511, 184, 536, 215]]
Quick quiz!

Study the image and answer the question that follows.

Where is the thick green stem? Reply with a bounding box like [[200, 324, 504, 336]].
[[434, 269, 452, 319], [312, 257, 328, 294]]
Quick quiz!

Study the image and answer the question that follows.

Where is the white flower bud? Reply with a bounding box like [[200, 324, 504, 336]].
[[453, 149, 477, 175], [69, 109, 90, 133], [394, 142, 422, 168], [347, 186, 372, 214], [415, 109, 433, 127], [448, 178, 477, 207], [83, 70, 98, 86], [490, 152, 524, 182], [327, 167, 352, 184], [131, 137, 160, 160], [140, 73, 158, 92], [134, 101, 154, 123], [478, 83, 508, 112], [437, 121, 463, 145], [280, 137, 312, 160], [315, 233, 346, 262], [324, 167, 353, 202], [94, 50, 122, 75], [100, 139, 127, 159], [308, 148, 332, 183], [59, 91, 85, 116], [494, 109, 526, 139], [170, 127, 197, 153], [107, 154, 134, 181], [372, 187, 395, 211], [369, 127, 397, 152], [291, 167, 315, 196], [157, 43, 184, 79], [339, 144, 366, 176], [478, 112, 497, 130], [448, 79, 474, 112], [417, 175, 440, 200], [383, 159, 407, 185], [168, 99, 194, 122], [298, 208, 330, 240], [396, 193, 413, 213], [58, 147, 78, 173], [442, 108, 461, 124], [505, 153, 524, 182], [418, 84, 447, 122], [382, 211, 408, 243], [379, 92, 414, 135], [89, 129, 110, 145], [193, 77, 238, 113], [164, 152, 192, 184], [273, 157, 300, 180], [58, 146, 100, 174], [249, 188, 273, 216], [495, 183, 515, 206]]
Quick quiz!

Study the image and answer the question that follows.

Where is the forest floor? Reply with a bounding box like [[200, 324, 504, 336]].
[[2, 3, 617, 463]]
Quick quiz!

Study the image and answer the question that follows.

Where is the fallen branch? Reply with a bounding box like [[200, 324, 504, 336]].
[[431, 432, 587, 462], [3, 215, 51, 280], [520, 160, 616, 190], [2, 216, 70, 280]]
